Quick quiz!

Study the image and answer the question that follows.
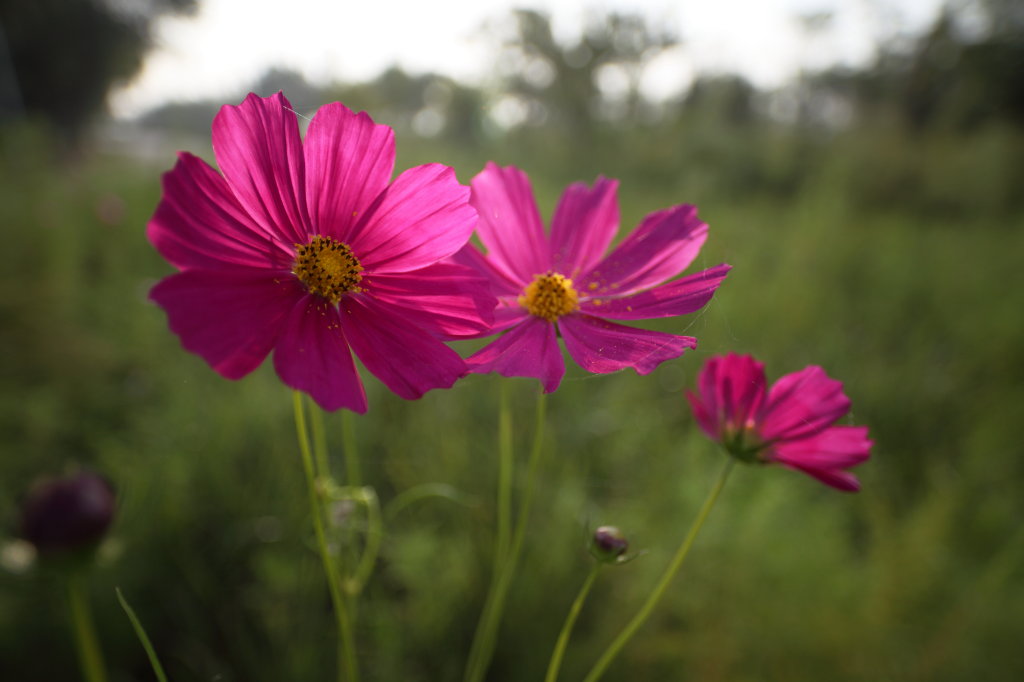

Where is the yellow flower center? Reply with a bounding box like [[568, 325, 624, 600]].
[[292, 236, 364, 303], [519, 272, 579, 322]]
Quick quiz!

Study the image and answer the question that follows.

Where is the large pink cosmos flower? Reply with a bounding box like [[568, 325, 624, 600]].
[[148, 93, 495, 413], [454, 163, 730, 392], [687, 353, 872, 492]]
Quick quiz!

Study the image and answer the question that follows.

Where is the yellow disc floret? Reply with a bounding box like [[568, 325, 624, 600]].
[[293, 236, 364, 303], [519, 272, 579, 322]]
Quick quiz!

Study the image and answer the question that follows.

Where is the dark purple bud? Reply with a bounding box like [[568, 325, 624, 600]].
[[20, 471, 116, 557], [590, 525, 628, 564]]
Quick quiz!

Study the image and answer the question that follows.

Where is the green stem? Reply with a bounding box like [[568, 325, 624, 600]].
[[383, 483, 476, 521], [341, 410, 361, 487], [310, 402, 331, 481], [494, 382, 513, 574], [581, 458, 735, 682], [544, 564, 602, 682], [464, 392, 547, 682], [345, 487, 382, 596], [293, 392, 359, 682], [66, 572, 107, 682]]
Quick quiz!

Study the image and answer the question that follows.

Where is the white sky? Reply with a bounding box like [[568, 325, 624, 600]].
[[110, 0, 944, 118]]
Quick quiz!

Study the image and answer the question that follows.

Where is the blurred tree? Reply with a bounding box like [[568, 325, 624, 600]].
[[0, 0, 196, 143], [494, 9, 677, 137], [807, 3, 1024, 132]]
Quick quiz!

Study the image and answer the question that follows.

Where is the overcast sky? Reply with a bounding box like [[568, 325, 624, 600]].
[[110, 0, 945, 117]]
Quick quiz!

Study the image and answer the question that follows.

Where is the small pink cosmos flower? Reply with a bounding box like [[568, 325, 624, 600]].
[[687, 353, 872, 492], [454, 163, 731, 392], [148, 92, 495, 413]]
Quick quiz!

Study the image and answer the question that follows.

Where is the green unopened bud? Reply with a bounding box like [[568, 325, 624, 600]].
[[590, 525, 628, 564]]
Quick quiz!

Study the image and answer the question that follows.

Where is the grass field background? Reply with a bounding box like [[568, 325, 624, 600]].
[[1, 114, 1022, 681]]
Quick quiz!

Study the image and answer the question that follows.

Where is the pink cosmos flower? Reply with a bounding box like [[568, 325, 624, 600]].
[[148, 93, 495, 413], [687, 353, 872, 492], [454, 163, 731, 392]]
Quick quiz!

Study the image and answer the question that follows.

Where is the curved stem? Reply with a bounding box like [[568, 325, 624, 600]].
[[383, 483, 476, 521], [545, 564, 602, 682], [464, 392, 547, 682], [345, 487, 382, 596], [293, 391, 359, 682], [581, 458, 735, 682], [66, 572, 107, 682]]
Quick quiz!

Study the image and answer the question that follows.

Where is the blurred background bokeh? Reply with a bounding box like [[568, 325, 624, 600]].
[[1, 0, 1022, 680]]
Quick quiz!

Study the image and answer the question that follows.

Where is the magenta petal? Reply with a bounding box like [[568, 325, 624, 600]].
[[770, 426, 872, 470], [450, 244, 524, 297], [351, 163, 476, 273], [272, 296, 367, 413], [549, 176, 619, 278], [303, 102, 395, 241], [581, 264, 731, 320], [466, 316, 565, 393], [470, 163, 550, 283], [687, 353, 767, 440], [759, 366, 851, 442], [559, 314, 696, 376], [150, 268, 300, 380], [366, 262, 497, 339], [339, 296, 468, 400], [780, 465, 861, 492], [148, 152, 294, 271], [579, 205, 708, 295], [212, 92, 310, 244]]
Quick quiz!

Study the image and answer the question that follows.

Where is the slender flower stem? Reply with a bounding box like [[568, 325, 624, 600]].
[[544, 563, 602, 682], [464, 392, 547, 682], [310, 404, 332, 482], [341, 410, 361, 487], [293, 392, 359, 682], [581, 458, 736, 682], [494, 382, 513, 573], [66, 572, 107, 682]]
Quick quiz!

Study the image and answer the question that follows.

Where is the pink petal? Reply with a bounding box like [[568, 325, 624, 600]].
[[365, 262, 496, 339], [351, 164, 476, 273], [150, 268, 300, 380], [466, 316, 565, 393], [211, 92, 310, 245], [759, 366, 851, 442], [580, 264, 731, 320], [148, 152, 294, 271], [339, 296, 468, 400], [303, 102, 395, 241], [770, 426, 872, 469], [450, 244, 523, 297], [549, 176, 619, 278], [687, 353, 767, 441], [579, 205, 707, 296], [272, 296, 367, 413], [779, 465, 862, 492], [469, 163, 549, 283], [559, 314, 696, 376]]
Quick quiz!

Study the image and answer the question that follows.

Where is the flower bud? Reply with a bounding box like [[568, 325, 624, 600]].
[[19, 470, 116, 558], [590, 525, 628, 564]]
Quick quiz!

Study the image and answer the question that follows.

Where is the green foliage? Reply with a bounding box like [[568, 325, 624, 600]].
[[1, 100, 1022, 681], [0, 0, 197, 142]]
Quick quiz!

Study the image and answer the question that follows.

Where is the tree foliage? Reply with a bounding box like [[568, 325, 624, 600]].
[[0, 0, 196, 141]]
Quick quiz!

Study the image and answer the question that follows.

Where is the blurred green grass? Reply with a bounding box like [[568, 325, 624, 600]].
[[1, 120, 1022, 682]]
